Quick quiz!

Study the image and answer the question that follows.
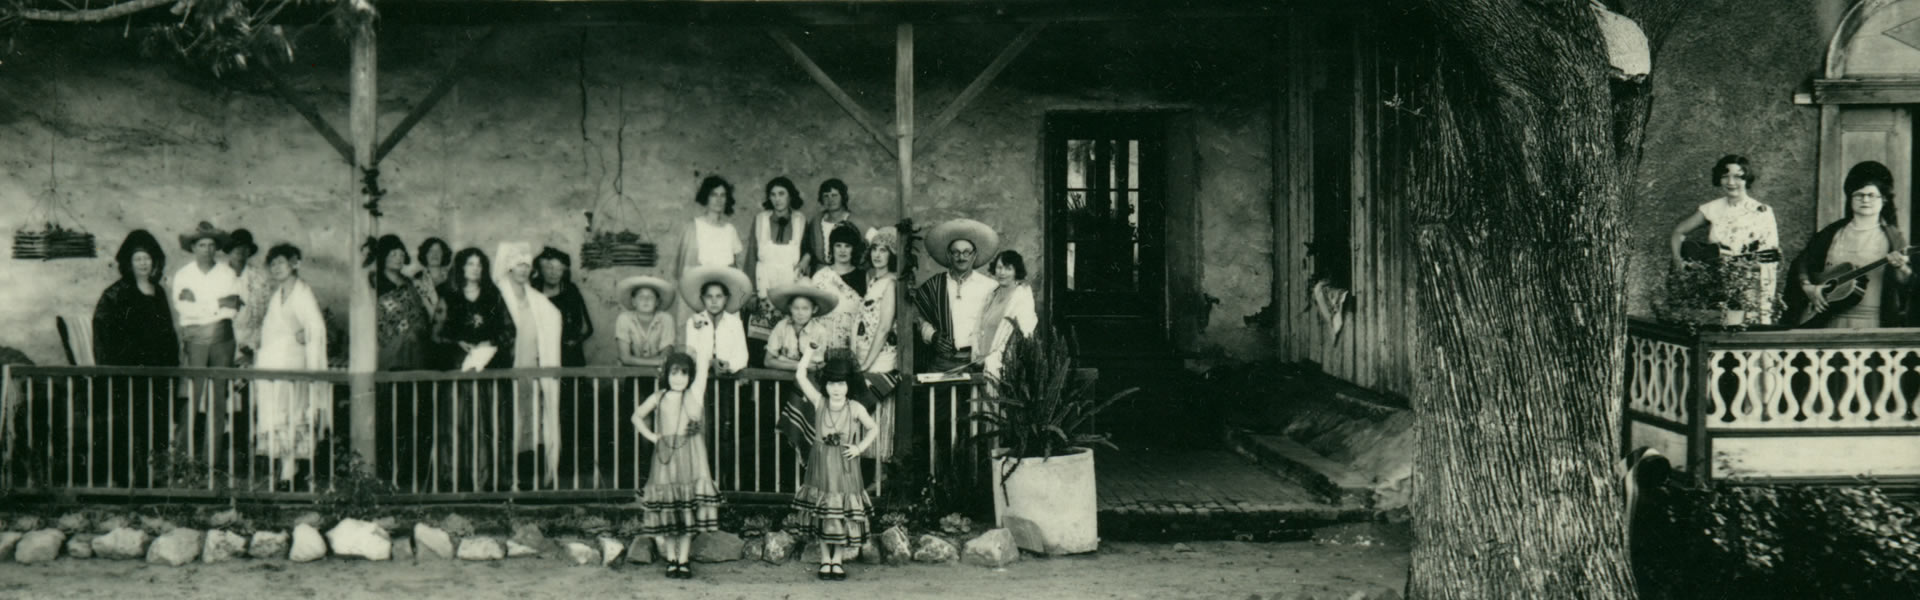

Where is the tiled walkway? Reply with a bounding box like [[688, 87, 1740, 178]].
[[1096, 448, 1328, 516]]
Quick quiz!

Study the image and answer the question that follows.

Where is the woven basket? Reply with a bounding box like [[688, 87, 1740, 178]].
[[581, 231, 656, 269], [13, 225, 96, 261]]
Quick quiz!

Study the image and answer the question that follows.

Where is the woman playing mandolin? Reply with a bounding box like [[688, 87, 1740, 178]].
[[1788, 161, 1914, 329]]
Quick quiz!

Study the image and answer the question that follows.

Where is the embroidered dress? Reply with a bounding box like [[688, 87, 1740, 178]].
[[808, 267, 864, 351], [1699, 197, 1781, 324], [637, 390, 722, 535], [790, 402, 873, 545]]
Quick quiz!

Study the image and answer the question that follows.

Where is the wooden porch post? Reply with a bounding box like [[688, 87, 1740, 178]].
[[894, 23, 919, 463], [347, 17, 379, 466]]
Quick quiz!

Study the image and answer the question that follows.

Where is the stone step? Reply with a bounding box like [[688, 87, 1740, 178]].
[[1225, 428, 1378, 509]]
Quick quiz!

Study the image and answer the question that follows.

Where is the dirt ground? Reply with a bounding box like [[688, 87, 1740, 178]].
[[0, 541, 1407, 600]]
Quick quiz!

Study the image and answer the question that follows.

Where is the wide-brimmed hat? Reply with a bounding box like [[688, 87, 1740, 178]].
[[680, 265, 752, 313], [769, 283, 839, 318], [617, 275, 677, 312], [225, 229, 259, 255], [178, 222, 230, 251], [923, 218, 998, 271]]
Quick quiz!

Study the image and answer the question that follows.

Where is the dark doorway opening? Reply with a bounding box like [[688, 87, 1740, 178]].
[[1044, 112, 1171, 359]]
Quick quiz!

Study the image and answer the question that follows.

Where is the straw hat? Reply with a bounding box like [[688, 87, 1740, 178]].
[[178, 221, 230, 251], [616, 275, 677, 312], [923, 218, 999, 271], [680, 265, 752, 313], [769, 283, 839, 318]]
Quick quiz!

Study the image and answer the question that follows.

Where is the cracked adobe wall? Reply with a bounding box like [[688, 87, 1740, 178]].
[[0, 23, 1276, 366]]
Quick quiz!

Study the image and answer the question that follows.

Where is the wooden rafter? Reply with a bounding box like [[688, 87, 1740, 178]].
[[917, 22, 1045, 151], [767, 27, 899, 158], [375, 27, 502, 162], [261, 65, 356, 165]]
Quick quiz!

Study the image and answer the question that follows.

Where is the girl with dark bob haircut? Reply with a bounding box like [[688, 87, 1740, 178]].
[[763, 177, 806, 211]]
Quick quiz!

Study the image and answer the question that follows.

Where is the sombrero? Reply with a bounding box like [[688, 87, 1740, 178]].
[[769, 283, 839, 318], [923, 218, 999, 271], [178, 222, 231, 251], [680, 265, 752, 313], [616, 275, 678, 312]]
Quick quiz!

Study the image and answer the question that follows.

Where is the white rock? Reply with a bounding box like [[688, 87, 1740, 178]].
[[690, 531, 743, 563], [457, 537, 504, 561], [413, 523, 454, 560], [597, 537, 624, 566], [506, 540, 539, 558], [761, 532, 798, 564], [65, 534, 96, 559], [15, 529, 65, 563], [248, 531, 290, 559], [203, 530, 248, 563], [290, 524, 327, 562], [625, 536, 655, 564], [92, 528, 150, 560], [564, 541, 601, 566], [912, 534, 958, 563], [326, 519, 391, 561], [0, 532, 22, 561], [147, 529, 204, 566], [963, 528, 1019, 568], [878, 526, 913, 565]]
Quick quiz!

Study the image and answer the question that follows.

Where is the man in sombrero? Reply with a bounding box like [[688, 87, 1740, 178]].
[[171, 222, 246, 449], [912, 219, 1000, 372]]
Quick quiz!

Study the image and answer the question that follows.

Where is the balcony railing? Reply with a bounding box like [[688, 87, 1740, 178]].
[[1624, 318, 1920, 485], [0, 365, 990, 502]]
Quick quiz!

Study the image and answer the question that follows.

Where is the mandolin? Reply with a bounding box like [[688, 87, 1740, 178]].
[[1796, 245, 1920, 325]]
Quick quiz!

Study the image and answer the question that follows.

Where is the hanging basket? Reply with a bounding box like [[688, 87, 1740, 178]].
[[581, 230, 657, 269], [13, 223, 96, 261]]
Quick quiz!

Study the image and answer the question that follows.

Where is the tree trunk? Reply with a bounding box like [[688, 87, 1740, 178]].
[[1384, 1, 1677, 597]]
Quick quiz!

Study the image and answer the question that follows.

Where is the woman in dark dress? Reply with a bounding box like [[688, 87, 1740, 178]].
[[535, 247, 604, 485], [92, 229, 180, 487], [435, 247, 516, 490]]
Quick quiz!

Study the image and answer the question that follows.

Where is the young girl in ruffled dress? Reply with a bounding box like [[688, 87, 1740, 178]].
[[632, 351, 721, 579], [790, 346, 878, 580]]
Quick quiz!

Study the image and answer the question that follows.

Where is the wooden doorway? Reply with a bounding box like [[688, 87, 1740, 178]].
[[1044, 112, 1171, 358]]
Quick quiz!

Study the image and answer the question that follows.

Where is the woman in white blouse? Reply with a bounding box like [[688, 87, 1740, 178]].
[[973, 250, 1038, 379], [1669, 154, 1781, 324]]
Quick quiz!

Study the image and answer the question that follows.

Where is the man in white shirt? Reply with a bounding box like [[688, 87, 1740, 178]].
[[912, 219, 1000, 372], [172, 222, 245, 451]]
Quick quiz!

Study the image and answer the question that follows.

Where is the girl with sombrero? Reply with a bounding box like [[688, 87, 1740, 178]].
[[615, 276, 679, 367], [788, 344, 878, 581], [763, 283, 840, 371], [632, 351, 722, 579]]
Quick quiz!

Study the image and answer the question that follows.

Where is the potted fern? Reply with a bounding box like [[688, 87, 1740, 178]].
[[969, 326, 1137, 555]]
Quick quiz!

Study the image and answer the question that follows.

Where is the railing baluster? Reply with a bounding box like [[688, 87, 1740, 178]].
[[774, 380, 783, 494], [592, 378, 602, 490], [411, 380, 420, 495], [66, 376, 75, 488]]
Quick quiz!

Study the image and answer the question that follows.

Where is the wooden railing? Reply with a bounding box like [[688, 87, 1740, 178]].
[[0, 365, 989, 503], [1624, 318, 1920, 485]]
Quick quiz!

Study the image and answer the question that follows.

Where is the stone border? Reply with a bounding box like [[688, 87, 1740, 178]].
[[0, 510, 1025, 569]]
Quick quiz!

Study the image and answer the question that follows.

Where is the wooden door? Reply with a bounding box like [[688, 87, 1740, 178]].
[[1044, 113, 1170, 357]]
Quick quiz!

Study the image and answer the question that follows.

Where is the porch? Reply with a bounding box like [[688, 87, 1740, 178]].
[[1624, 318, 1920, 489]]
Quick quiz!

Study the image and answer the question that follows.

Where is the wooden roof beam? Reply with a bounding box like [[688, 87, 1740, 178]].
[[375, 27, 502, 163], [768, 27, 900, 158], [261, 65, 355, 166], [916, 21, 1044, 152]]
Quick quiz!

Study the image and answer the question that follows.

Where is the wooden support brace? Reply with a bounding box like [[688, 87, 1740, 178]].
[[375, 27, 502, 163], [263, 66, 356, 166], [917, 22, 1046, 152], [767, 27, 899, 158]]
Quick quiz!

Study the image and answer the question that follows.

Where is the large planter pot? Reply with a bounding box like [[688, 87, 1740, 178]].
[[991, 447, 1098, 555]]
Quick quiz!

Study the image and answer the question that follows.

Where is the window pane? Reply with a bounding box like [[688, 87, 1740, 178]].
[[1066, 242, 1077, 290], [1067, 140, 1092, 189]]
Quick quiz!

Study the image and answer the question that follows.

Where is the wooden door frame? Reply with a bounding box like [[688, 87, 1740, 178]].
[[1041, 110, 1181, 350]]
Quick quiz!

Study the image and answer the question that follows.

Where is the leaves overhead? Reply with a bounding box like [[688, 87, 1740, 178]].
[[5, 0, 355, 77]]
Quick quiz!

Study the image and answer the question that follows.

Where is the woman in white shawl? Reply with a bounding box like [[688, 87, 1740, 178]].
[[495, 242, 565, 489], [253, 244, 330, 490]]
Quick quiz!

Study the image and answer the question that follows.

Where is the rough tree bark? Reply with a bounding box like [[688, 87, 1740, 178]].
[[1387, 0, 1686, 598]]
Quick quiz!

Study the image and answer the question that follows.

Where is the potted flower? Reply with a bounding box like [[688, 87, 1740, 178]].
[[968, 326, 1137, 555]]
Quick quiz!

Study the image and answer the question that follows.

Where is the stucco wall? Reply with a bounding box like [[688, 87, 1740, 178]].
[[1628, 1, 1834, 314], [0, 22, 1276, 367]]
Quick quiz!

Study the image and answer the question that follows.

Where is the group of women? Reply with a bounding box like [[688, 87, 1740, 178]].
[[1669, 155, 1916, 328]]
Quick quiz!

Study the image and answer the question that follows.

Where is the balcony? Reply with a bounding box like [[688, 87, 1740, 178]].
[[1625, 318, 1920, 486]]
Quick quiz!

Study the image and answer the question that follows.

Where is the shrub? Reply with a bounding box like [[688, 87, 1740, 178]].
[[1636, 478, 1920, 599]]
